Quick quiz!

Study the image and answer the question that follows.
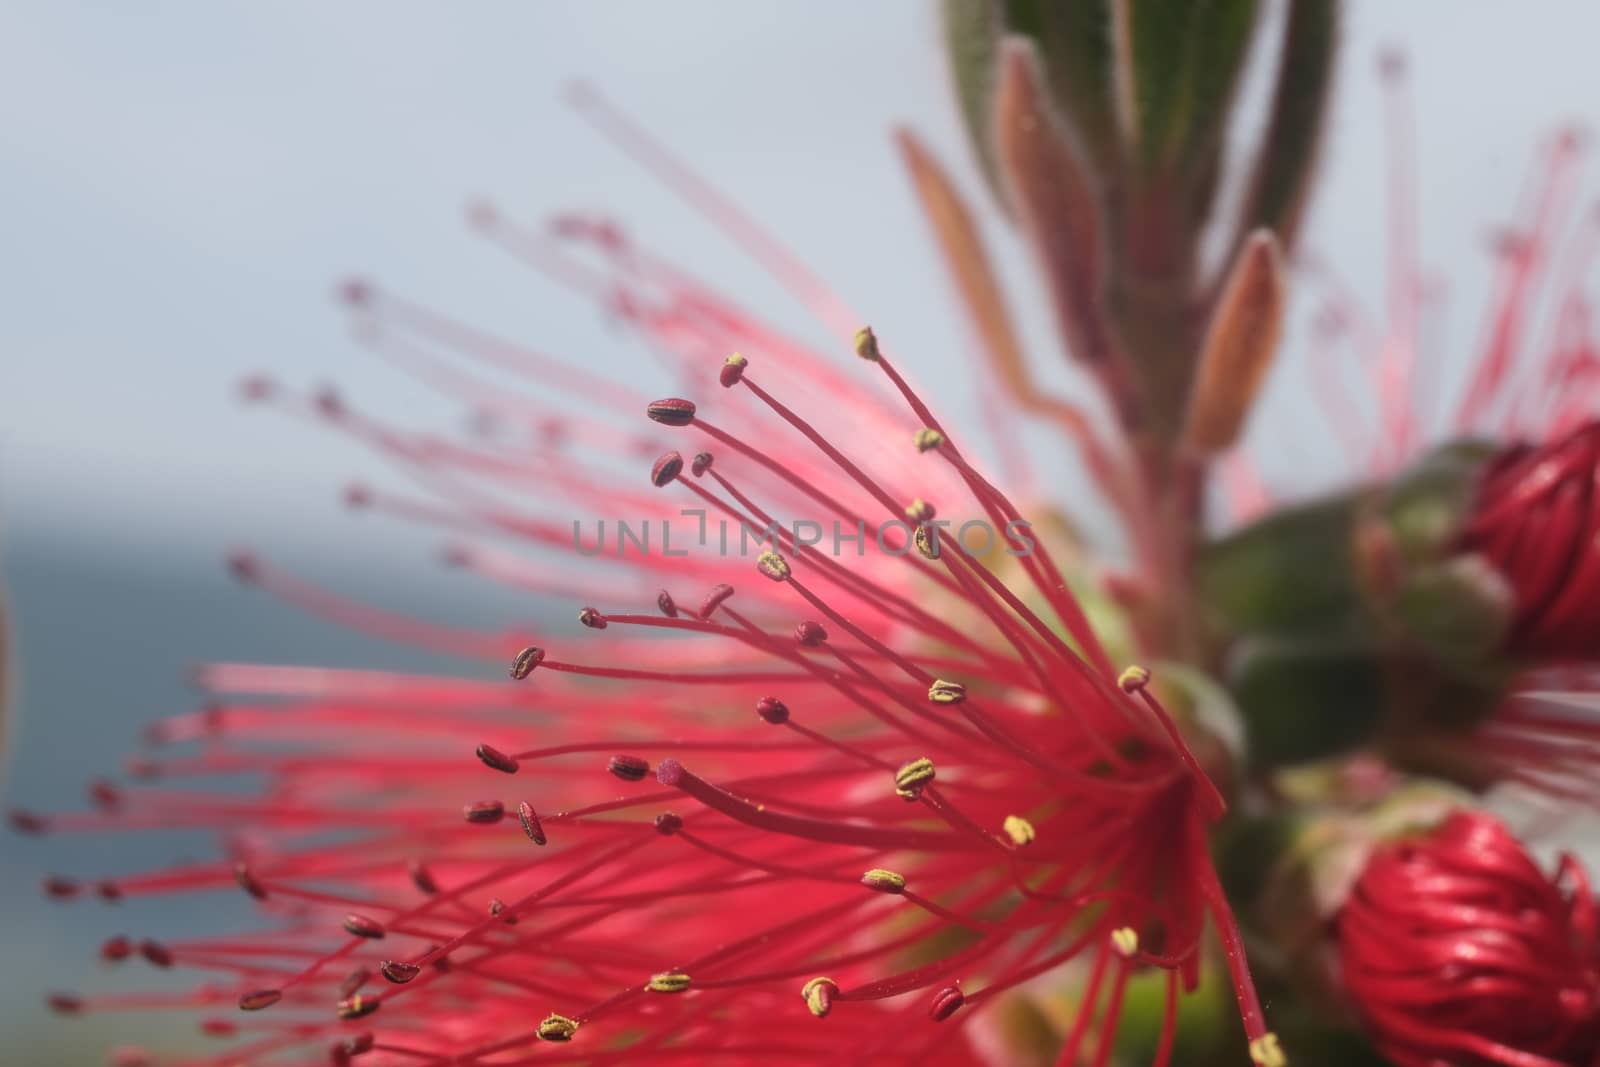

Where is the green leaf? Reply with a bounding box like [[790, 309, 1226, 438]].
[[1229, 639, 1388, 766], [1238, 0, 1340, 248], [1199, 489, 1371, 640], [941, 0, 1008, 203]]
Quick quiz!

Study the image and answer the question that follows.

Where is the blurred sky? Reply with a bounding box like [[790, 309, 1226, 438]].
[[3, 1, 1598, 569]]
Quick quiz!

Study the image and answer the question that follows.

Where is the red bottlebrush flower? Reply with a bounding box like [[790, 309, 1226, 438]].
[[1339, 810, 1600, 1067], [1458, 419, 1600, 658], [12, 92, 1279, 1065]]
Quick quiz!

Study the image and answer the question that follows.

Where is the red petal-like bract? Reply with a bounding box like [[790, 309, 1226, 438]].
[[1340, 810, 1600, 1067], [18, 93, 1274, 1065]]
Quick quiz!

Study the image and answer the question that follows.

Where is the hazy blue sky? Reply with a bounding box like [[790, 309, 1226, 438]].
[[2, 2, 1597, 568]]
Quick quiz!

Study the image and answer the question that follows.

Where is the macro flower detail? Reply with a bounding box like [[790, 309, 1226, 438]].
[[1339, 810, 1600, 1066], [17, 3, 1600, 1065]]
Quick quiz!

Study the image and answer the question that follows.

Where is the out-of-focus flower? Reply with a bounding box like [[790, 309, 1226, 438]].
[[1457, 419, 1600, 658], [1338, 809, 1600, 1067], [1197, 62, 1600, 783]]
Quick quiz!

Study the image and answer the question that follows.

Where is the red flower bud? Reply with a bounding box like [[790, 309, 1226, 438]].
[[1459, 420, 1600, 658], [1339, 810, 1599, 1066]]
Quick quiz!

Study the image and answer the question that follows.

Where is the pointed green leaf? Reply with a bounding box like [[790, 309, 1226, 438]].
[[941, 0, 1007, 203], [1239, 0, 1340, 248]]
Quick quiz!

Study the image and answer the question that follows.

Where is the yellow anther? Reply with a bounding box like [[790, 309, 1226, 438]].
[[1110, 926, 1139, 958], [646, 971, 692, 994], [537, 1013, 579, 1042], [723, 352, 747, 370], [1117, 664, 1151, 693], [905, 498, 935, 523], [894, 757, 936, 801], [756, 550, 792, 582], [1002, 815, 1035, 846], [853, 326, 880, 362], [913, 524, 941, 560], [860, 868, 907, 894], [1249, 1032, 1287, 1067], [927, 679, 967, 705], [913, 428, 945, 453], [801, 976, 839, 1018], [336, 994, 379, 1020]]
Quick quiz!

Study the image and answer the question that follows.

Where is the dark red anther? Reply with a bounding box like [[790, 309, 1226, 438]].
[[609, 754, 650, 782], [489, 897, 517, 924], [125, 756, 160, 780], [8, 809, 47, 835], [655, 812, 684, 836], [463, 800, 505, 824], [518, 801, 547, 845], [237, 374, 276, 403], [579, 606, 608, 630], [88, 779, 123, 811], [699, 583, 735, 619], [336, 995, 380, 1021], [338, 968, 371, 999], [475, 743, 519, 775], [100, 936, 132, 962], [929, 985, 965, 1021], [337, 278, 373, 307], [510, 645, 545, 679], [756, 697, 791, 725], [794, 620, 828, 646], [139, 940, 174, 968], [651, 451, 685, 487], [43, 876, 81, 900], [380, 960, 421, 984], [342, 913, 387, 940], [238, 989, 282, 1012], [339, 1032, 376, 1060], [719, 352, 748, 387], [408, 860, 439, 896], [234, 863, 268, 900], [646, 398, 697, 427], [312, 386, 345, 419], [95, 881, 123, 902], [201, 1018, 237, 1038], [47, 993, 84, 1015], [657, 590, 679, 618], [691, 451, 714, 476], [226, 551, 260, 583]]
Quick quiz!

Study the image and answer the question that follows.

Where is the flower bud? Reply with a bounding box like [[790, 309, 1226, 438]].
[[1338, 810, 1600, 1065], [1456, 420, 1600, 658]]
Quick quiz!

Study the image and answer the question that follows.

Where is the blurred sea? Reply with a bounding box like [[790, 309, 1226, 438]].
[[0, 526, 540, 1063]]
